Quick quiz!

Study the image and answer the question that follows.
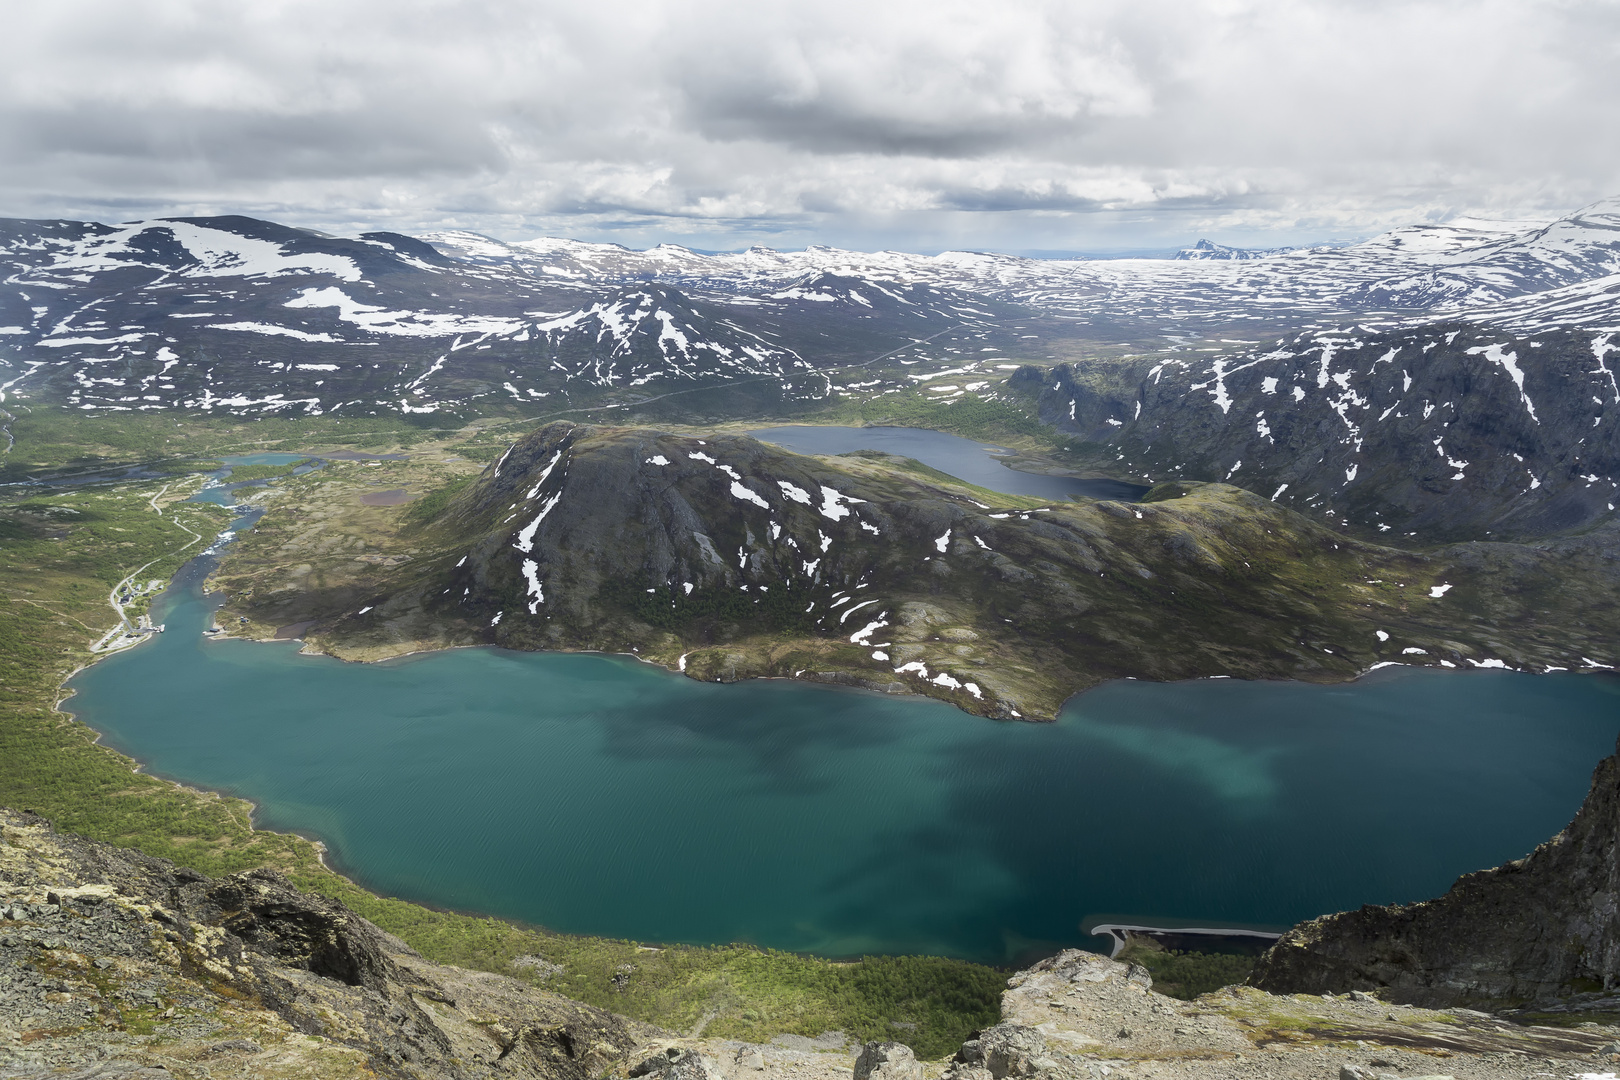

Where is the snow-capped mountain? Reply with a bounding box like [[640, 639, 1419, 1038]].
[[1174, 239, 1297, 260], [5, 199, 1620, 545], [1004, 207, 1620, 540], [0, 217, 893, 416], [419, 199, 1620, 338], [1024, 277, 1620, 538]]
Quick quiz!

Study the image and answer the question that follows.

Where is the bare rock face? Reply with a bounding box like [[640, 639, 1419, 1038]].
[[852, 1041, 922, 1080], [630, 1046, 728, 1080], [0, 809, 653, 1079], [180, 866, 411, 993], [1250, 734, 1620, 1008]]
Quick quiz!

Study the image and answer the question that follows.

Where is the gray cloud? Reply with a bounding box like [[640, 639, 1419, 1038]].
[[0, 0, 1617, 251]]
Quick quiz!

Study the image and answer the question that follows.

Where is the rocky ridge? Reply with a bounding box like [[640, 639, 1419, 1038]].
[[0, 808, 652, 1079], [1249, 733, 1620, 1012]]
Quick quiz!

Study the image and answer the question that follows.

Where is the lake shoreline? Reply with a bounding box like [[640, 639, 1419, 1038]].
[[41, 426, 1620, 965], [64, 563, 1620, 963]]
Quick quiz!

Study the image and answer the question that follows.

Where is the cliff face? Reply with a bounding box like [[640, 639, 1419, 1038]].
[[1249, 733, 1620, 1008]]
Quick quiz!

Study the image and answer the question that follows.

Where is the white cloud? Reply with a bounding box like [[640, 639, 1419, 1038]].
[[0, 0, 1617, 251]]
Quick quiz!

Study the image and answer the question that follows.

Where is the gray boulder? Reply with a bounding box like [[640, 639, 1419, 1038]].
[[629, 1047, 726, 1080], [853, 1041, 923, 1080], [952, 1024, 1057, 1079]]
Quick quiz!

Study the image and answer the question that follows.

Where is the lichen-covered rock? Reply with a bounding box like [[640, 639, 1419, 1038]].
[[0, 809, 654, 1079], [852, 1040, 922, 1080], [1250, 734, 1620, 1008], [630, 1046, 727, 1080]]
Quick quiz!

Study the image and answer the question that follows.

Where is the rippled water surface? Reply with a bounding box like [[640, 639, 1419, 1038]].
[[68, 557, 1619, 962]]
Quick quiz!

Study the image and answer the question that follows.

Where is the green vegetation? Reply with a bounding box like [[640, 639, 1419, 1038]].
[[598, 577, 821, 635], [1117, 941, 1258, 1001], [0, 408, 1008, 1057], [815, 387, 1061, 449], [148, 458, 226, 474], [0, 482, 306, 875], [298, 879, 1003, 1056], [452, 442, 517, 464], [834, 450, 1049, 508], [221, 460, 308, 482], [1515, 1009, 1620, 1029], [0, 408, 455, 483], [404, 475, 476, 526]]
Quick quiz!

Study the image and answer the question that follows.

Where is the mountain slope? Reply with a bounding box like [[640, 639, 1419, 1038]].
[[0, 217, 866, 418], [10, 200, 1620, 423], [211, 422, 1620, 720], [1025, 310, 1620, 540]]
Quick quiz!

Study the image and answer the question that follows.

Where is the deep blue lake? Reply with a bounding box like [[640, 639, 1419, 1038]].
[[67, 557, 1619, 962]]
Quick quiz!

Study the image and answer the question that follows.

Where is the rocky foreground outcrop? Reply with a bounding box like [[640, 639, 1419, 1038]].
[[918, 948, 1611, 1080], [6, 807, 1619, 1079], [0, 808, 652, 1078], [1250, 732, 1620, 1010]]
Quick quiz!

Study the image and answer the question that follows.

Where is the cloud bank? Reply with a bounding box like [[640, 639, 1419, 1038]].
[[2, 0, 1617, 251]]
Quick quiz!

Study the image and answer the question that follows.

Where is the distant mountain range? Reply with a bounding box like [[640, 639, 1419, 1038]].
[[1174, 239, 1298, 260], [3, 199, 1619, 539]]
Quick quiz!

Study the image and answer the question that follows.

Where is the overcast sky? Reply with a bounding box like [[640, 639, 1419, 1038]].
[[2, 0, 1617, 254]]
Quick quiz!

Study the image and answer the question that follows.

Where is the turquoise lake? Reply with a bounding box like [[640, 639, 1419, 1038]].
[[67, 556, 1620, 963]]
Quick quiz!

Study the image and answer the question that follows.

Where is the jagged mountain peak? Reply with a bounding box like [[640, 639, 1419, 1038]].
[[1175, 239, 1296, 261]]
